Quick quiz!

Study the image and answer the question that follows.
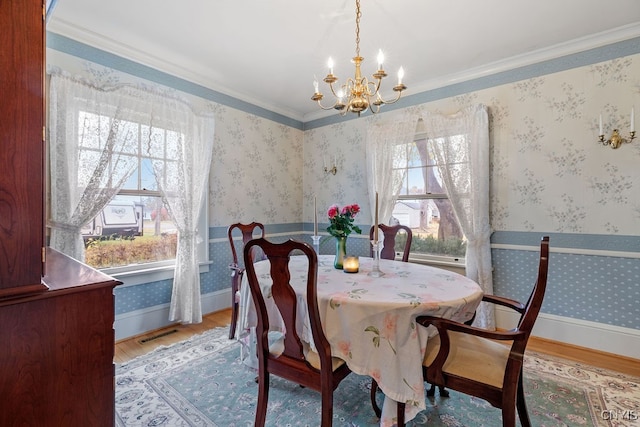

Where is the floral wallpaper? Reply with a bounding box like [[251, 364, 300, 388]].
[[208, 106, 302, 226], [47, 43, 640, 332], [304, 55, 640, 237], [48, 49, 640, 237]]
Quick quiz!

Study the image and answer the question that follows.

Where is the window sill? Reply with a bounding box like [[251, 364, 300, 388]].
[[107, 261, 211, 288], [404, 254, 465, 270]]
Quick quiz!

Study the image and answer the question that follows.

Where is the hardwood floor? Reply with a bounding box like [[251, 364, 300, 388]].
[[114, 309, 232, 364], [115, 308, 640, 378]]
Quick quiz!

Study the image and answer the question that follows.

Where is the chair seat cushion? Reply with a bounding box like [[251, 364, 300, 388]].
[[423, 332, 511, 389], [269, 333, 346, 371]]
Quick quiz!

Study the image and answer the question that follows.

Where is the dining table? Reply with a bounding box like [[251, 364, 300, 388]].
[[237, 253, 483, 426]]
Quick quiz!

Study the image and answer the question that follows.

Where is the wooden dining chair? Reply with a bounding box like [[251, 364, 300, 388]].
[[369, 223, 413, 262], [416, 235, 550, 427], [243, 238, 353, 427], [226, 222, 265, 339]]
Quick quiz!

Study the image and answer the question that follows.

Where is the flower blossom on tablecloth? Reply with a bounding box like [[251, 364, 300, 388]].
[[336, 340, 352, 359]]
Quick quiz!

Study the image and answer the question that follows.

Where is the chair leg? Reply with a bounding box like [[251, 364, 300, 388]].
[[228, 300, 238, 339], [437, 385, 449, 397], [370, 379, 382, 417], [426, 383, 449, 397], [516, 370, 532, 427], [228, 279, 239, 339], [397, 401, 406, 427], [254, 371, 269, 427], [501, 384, 517, 427], [320, 387, 334, 427], [501, 405, 517, 427], [371, 380, 407, 427]]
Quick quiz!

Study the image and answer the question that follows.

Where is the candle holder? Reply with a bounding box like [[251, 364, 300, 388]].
[[343, 256, 359, 273], [598, 129, 636, 149], [368, 240, 384, 277], [311, 235, 321, 253]]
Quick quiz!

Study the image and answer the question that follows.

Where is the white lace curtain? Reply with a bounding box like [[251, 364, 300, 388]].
[[148, 104, 215, 324], [365, 113, 418, 227], [49, 74, 140, 260], [421, 104, 494, 329], [49, 73, 215, 324]]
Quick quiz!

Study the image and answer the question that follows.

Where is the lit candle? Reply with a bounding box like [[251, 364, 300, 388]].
[[599, 114, 603, 135], [374, 192, 379, 242], [377, 49, 384, 70], [314, 195, 318, 235], [343, 256, 359, 273], [327, 57, 334, 75], [631, 107, 635, 133], [397, 67, 405, 85]]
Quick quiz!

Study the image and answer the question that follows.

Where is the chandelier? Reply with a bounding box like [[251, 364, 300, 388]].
[[311, 0, 407, 116]]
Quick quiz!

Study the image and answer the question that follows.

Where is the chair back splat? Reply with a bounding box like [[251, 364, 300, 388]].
[[244, 238, 352, 426], [226, 222, 265, 339], [369, 223, 413, 262]]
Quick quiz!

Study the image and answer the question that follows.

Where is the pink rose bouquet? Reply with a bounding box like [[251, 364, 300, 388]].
[[327, 204, 362, 238]]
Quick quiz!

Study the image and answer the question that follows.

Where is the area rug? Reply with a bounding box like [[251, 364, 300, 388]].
[[115, 327, 640, 427]]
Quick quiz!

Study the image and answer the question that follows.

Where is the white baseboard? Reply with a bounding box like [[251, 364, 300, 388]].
[[114, 289, 232, 341], [495, 306, 640, 360], [115, 292, 639, 361]]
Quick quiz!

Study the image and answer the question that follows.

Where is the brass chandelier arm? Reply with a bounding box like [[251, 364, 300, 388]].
[[312, 94, 345, 111], [313, 99, 341, 111]]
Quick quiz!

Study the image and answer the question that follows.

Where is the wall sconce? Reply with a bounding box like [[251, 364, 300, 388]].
[[598, 109, 636, 149], [323, 155, 337, 175]]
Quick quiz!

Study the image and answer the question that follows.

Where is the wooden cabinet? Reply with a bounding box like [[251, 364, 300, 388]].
[[0, 249, 120, 426], [0, 1, 121, 425]]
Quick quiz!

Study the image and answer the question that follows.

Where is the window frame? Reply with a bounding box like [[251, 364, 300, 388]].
[[392, 132, 466, 267], [73, 108, 210, 287]]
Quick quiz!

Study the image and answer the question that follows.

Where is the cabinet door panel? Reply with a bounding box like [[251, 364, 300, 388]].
[[0, 0, 45, 292]]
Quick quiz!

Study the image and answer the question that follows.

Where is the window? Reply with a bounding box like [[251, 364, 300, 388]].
[[391, 133, 466, 264], [77, 110, 207, 279]]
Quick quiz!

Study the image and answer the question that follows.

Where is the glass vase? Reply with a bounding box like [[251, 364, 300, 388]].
[[334, 236, 347, 269]]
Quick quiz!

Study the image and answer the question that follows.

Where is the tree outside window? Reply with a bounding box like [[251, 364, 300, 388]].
[[391, 135, 466, 262]]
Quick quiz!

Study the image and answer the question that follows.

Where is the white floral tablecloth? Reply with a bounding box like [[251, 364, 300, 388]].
[[238, 254, 483, 426]]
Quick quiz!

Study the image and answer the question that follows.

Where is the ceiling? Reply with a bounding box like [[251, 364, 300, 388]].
[[47, 0, 640, 123]]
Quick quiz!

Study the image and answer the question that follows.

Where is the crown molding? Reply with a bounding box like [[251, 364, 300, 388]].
[[47, 18, 640, 127], [47, 18, 306, 122]]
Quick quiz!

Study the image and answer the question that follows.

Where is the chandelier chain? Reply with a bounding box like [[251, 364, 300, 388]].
[[355, 0, 361, 57]]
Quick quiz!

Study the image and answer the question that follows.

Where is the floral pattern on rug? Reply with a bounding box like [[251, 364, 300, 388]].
[[115, 327, 640, 427]]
